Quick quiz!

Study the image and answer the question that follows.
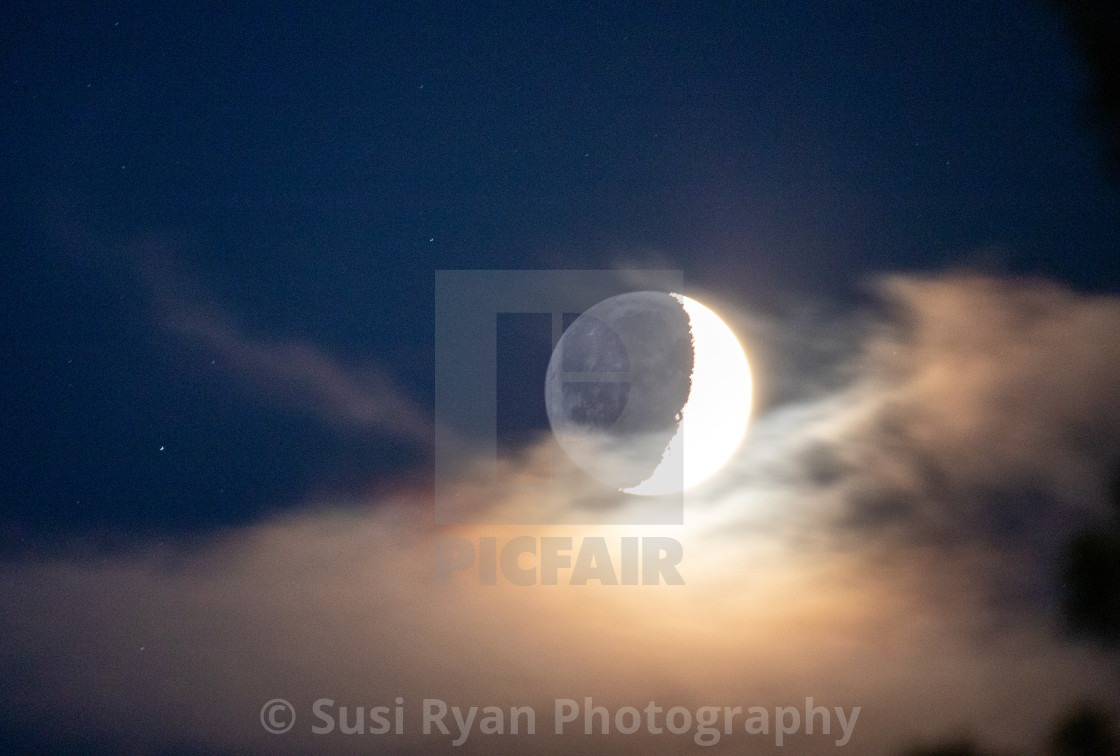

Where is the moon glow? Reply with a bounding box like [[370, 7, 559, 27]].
[[544, 292, 752, 496], [625, 294, 752, 495]]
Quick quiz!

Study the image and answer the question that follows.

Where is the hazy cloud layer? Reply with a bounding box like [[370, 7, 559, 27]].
[[2, 272, 1119, 753]]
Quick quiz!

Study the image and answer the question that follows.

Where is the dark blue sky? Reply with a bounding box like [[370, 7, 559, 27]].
[[3, 1, 1118, 541]]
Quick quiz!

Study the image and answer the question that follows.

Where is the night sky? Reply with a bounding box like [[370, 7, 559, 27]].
[[3, 2, 1120, 753]]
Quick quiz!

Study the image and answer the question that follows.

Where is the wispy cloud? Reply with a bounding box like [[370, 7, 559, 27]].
[[138, 253, 432, 446], [172, 310, 433, 445]]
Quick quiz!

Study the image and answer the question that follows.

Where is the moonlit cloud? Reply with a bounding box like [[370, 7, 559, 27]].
[[2, 272, 1118, 754]]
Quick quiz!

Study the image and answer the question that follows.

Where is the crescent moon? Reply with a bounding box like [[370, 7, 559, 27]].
[[624, 294, 752, 495]]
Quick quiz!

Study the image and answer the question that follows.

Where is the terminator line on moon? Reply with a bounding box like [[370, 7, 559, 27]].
[[544, 291, 753, 495]]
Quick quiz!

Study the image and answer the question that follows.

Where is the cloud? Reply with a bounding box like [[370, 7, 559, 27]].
[[136, 252, 432, 446], [2, 272, 1119, 754], [171, 309, 433, 445], [809, 274, 1118, 553]]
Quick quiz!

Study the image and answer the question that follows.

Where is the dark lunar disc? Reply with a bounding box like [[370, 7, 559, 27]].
[[544, 291, 693, 491]]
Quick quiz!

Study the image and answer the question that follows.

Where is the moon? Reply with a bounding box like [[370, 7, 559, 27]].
[[625, 294, 752, 494], [544, 291, 752, 495]]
